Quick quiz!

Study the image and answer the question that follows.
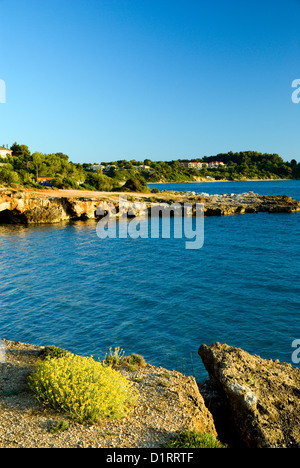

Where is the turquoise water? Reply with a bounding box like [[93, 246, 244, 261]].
[[0, 180, 299, 381]]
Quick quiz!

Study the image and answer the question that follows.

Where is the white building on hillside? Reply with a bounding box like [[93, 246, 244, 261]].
[[90, 164, 105, 172], [180, 161, 225, 170], [0, 146, 13, 159], [133, 165, 151, 171]]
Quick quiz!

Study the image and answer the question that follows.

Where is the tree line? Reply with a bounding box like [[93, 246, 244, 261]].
[[0, 143, 299, 192]]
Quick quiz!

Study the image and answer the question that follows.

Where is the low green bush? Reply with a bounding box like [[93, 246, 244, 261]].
[[48, 420, 69, 434], [122, 354, 146, 369], [40, 345, 69, 359], [28, 353, 139, 425], [103, 346, 125, 367], [103, 348, 147, 371], [163, 430, 227, 448]]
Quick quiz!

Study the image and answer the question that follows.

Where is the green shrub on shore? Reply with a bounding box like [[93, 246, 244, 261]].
[[103, 346, 125, 367], [103, 347, 146, 371], [40, 345, 69, 359], [28, 353, 139, 424], [48, 420, 69, 434], [122, 354, 146, 370], [163, 430, 227, 448]]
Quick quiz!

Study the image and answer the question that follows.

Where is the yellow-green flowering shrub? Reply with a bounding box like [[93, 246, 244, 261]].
[[28, 353, 139, 424]]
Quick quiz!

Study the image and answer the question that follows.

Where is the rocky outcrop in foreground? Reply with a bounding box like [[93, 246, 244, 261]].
[[0, 340, 216, 448], [0, 188, 299, 224], [0, 340, 300, 448], [199, 343, 300, 448], [0, 339, 299, 448]]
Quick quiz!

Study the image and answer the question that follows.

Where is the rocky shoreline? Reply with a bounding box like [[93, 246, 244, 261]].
[[0, 339, 299, 448], [0, 188, 299, 225], [199, 343, 300, 448]]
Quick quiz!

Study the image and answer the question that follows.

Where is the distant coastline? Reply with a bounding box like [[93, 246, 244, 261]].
[[1, 145, 299, 192], [148, 178, 295, 184]]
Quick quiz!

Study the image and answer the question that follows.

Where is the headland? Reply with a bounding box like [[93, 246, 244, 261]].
[[0, 188, 299, 225]]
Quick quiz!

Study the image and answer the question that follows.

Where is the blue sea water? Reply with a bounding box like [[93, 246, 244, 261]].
[[148, 179, 300, 200], [0, 180, 299, 381]]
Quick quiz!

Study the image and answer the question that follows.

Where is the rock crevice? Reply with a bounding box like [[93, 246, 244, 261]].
[[198, 342, 300, 448]]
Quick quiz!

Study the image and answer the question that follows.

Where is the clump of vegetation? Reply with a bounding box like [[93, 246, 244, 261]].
[[122, 354, 146, 371], [103, 347, 147, 371], [120, 176, 148, 193], [103, 346, 125, 367], [28, 352, 139, 425], [163, 430, 227, 449], [48, 420, 69, 434], [40, 345, 69, 360]]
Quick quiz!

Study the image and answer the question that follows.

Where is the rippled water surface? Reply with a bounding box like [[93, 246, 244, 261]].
[[149, 179, 300, 200], [0, 180, 299, 380]]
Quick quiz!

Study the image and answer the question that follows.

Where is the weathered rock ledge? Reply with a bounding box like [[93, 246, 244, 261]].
[[198, 343, 300, 448], [0, 188, 299, 224]]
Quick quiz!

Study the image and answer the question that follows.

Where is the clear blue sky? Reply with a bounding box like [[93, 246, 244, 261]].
[[0, 0, 299, 163]]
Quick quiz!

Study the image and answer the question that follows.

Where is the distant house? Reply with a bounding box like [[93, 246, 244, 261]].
[[180, 161, 208, 170], [208, 161, 225, 168], [180, 162, 199, 169], [180, 161, 225, 170], [0, 146, 13, 159], [133, 165, 151, 171], [37, 177, 54, 187], [90, 164, 105, 172], [103, 165, 117, 171]]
